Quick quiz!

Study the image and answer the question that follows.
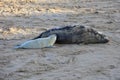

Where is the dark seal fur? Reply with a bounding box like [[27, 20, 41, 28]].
[[33, 25, 109, 44]]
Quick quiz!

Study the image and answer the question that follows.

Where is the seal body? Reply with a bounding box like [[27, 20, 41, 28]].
[[15, 34, 57, 49], [33, 25, 109, 44]]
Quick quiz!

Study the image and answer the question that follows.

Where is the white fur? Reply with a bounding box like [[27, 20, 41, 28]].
[[15, 34, 57, 49], [98, 31, 103, 34]]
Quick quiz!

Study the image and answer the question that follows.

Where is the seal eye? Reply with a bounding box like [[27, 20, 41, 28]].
[[80, 25, 85, 28], [99, 34, 109, 43], [104, 38, 109, 43]]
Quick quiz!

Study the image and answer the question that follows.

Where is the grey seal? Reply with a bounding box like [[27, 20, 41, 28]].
[[15, 34, 57, 49], [33, 25, 109, 44]]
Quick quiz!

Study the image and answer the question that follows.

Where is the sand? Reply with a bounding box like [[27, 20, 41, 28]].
[[0, 0, 120, 80]]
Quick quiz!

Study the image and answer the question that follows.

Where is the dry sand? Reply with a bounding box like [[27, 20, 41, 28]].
[[0, 0, 120, 80]]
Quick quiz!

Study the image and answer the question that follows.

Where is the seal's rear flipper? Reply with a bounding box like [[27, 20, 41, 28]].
[[14, 45, 24, 49]]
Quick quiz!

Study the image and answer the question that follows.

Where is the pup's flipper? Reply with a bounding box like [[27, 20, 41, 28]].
[[14, 45, 24, 49]]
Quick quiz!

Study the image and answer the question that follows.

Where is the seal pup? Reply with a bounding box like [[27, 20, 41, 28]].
[[15, 34, 57, 49], [33, 25, 109, 44]]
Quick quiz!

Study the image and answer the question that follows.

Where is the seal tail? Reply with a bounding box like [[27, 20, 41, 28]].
[[32, 34, 42, 40], [32, 36, 40, 40]]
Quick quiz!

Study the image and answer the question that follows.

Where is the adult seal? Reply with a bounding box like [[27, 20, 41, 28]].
[[33, 25, 109, 44]]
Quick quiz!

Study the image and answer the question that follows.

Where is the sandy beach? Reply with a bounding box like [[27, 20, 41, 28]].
[[0, 0, 120, 80]]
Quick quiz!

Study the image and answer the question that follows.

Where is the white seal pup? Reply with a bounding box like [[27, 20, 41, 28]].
[[33, 25, 109, 44], [14, 34, 57, 49]]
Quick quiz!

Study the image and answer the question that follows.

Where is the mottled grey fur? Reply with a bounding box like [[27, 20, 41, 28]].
[[33, 25, 109, 44]]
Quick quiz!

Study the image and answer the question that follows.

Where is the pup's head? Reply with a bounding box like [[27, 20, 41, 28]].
[[48, 34, 57, 44]]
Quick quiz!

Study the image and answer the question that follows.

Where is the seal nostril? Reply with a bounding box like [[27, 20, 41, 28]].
[[106, 39, 109, 42], [103, 38, 109, 43]]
